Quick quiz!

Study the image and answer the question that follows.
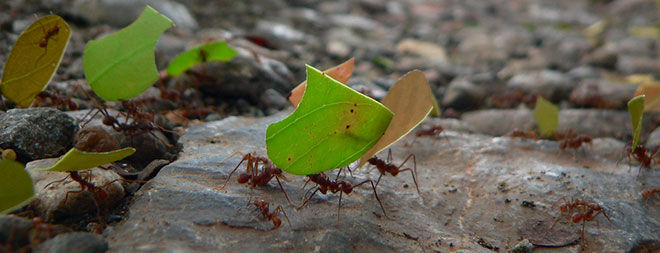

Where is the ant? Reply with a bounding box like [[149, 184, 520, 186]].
[[555, 130, 592, 151], [34, 15, 60, 64], [247, 198, 290, 228], [623, 144, 659, 173], [549, 198, 615, 242], [642, 188, 660, 199], [298, 169, 387, 221], [366, 149, 421, 196], [415, 125, 448, 141], [221, 153, 295, 206], [505, 129, 537, 139], [34, 90, 78, 110]]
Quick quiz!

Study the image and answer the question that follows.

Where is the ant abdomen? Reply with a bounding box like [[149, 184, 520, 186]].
[[237, 173, 250, 184]]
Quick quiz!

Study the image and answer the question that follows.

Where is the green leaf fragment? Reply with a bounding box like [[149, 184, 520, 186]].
[[628, 95, 645, 148], [0, 159, 34, 214], [166, 41, 237, 77], [533, 96, 559, 137], [36, 147, 136, 172], [1, 15, 71, 108], [266, 65, 393, 175], [83, 5, 174, 101]]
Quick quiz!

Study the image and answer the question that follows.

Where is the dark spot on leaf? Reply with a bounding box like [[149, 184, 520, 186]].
[[346, 125, 350, 129], [287, 157, 291, 161], [354, 103, 357, 106], [350, 109, 354, 113]]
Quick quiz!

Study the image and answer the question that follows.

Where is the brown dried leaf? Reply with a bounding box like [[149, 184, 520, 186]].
[[288, 58, 354, 107]]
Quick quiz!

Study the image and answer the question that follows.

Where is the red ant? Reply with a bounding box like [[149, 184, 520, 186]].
[[555, 130, 592, 151], [221, 153, 295, 206], [549, 198, 615, 242], [505, 129, 537, 139], [34, 15, 60, 64], [366, 149, 420, 196], [642, 188, 660, 199], [415, 125, 449, 142], [247, 198, 290, 228], [298, 169, 387, 221], [34, 90, 78, 110], [624, 144, 659, 173]]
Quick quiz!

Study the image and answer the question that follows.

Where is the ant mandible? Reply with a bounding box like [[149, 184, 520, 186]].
[[221, 152, 295, 206], [298, 169, 387, 221], [247, 198, 291, 228], [366, 149, 421, 196]]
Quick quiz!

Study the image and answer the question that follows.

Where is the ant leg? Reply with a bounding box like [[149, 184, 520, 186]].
[[43, 174, 70, 189], [274, 205, 291, 228], [387, 149, 393, 164], [337, 190, 343, 222], [398, 154, 421, 196], [274, 176, 296, 207], [221, 156, 248, 189], [353, 180, 388, 218], [374, 173, 384, 189], [398, 168, 421, 196], [297, 187, 320, 210]]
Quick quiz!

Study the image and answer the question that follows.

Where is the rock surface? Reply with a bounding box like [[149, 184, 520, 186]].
[[34, 232, 108, 253], [106, 113, 660, 252], [0, 108, 76, 163]]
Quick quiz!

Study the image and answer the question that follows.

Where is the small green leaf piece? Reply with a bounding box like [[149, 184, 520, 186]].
[[1, 15, 71, 108], [0, 159, 34, 214], [36, 147, 136, 172], [533, 96, 559, 137], [166, 41, 237, 77], [628, 95, 645, 148], [83, 6, 174, 101], [266, 65, 393, 175]]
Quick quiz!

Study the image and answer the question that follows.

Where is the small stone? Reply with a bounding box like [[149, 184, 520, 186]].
[[441, 78, 485, 110], [34, 232, 108, 253], [396, 39, 448, 64], [73, 126, 121, 152], [506, 70, 574, 102], [26, 159, 125, 221], [511, 239, 534, 253], [0, 108, 76, 163], [0, 215, 33, 250], [259, 89, 289, 110]]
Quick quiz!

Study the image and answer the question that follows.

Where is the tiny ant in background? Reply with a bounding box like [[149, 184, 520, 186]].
[[505, 129, 537, 139], [221, 152, 295, 206], [554, 130, 592, 154], [642, 188, 660, 199], [34, 90, 78, 111], [366, 149, 421, 196], [298, 169, 387, 221], [247, 198, 290, 228], [415, 125, 445, 138]]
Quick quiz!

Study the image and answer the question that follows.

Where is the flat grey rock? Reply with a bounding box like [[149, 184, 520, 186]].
[[106, 113, 660, 252]]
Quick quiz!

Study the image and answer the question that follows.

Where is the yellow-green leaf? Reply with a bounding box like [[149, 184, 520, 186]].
[[628, 95, 645, 148], [166, 41, 237, 77], [1, 15, 71, 108], [533, 96, 558, 137], [83, 6, 174, 101], [0, 159, 34, 214], [358, 70, 434, 167], [36, 147, 136, 172]]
